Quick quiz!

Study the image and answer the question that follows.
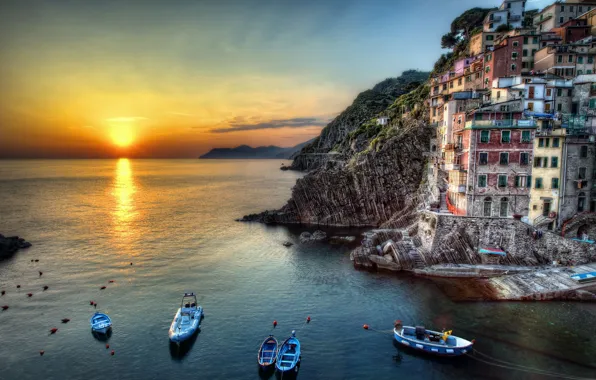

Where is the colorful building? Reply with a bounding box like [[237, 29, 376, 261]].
[[534, 2, 596, 32]]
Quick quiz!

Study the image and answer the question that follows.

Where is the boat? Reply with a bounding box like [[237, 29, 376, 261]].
[[393, 321, 473, 357], [275, 331, 301, 374], [90, 312, 112, 334], [571, 271, 596, 283], [168, 292, 203, 344], [257, 335, 278, 370]]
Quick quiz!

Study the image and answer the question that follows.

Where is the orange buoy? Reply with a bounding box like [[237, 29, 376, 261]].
[[61, 318, 70, 324], [1, 305, 8, 310], [307, 316, 311, 323], [273, 320, 277, 327], [363, 324, 369, 330], [39, 350, 45, 356], [50, 328, 58, 334], [100, 286, 106, 290], [106, 344, 110, 349], [43, 286, 49, 291], [27, 293, 33, 297], [110, 350, 115, 356]]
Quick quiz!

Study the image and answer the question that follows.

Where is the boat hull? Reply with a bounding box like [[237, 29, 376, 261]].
[[394, 328, 472, 357], [90, 313, 112, 335], [169, 306, 203, 344], [258, 336, 278, 370], [275, 336, 301, 373]]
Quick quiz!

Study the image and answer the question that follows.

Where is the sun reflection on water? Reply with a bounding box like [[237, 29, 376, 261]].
[[112, 158, 138, 250]]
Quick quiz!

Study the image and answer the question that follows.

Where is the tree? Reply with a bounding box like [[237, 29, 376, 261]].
[[441, 32, 458, 49], [523, 9, 538, 28], [495, 24, 512, 33], [450, 7, 495, 40]]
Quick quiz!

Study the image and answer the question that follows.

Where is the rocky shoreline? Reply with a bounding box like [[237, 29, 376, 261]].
[[0, 234, 32, 260]]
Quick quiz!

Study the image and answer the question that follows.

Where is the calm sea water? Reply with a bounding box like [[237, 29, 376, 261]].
[[0, 159, 595, 380]]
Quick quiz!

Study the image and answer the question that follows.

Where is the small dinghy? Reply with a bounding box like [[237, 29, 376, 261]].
[[393, 321, 474, 357], [275, 330, 301, 374], [168, 292, 203, 344], [257, 335, 278, 370], [90, 312, 112, 334]]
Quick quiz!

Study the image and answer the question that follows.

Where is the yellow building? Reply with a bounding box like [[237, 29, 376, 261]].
[[528, 129, 565, 230], [470, 32, 498, 56]]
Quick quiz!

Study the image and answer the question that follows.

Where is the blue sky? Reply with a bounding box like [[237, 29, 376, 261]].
[[0, 0, 553, 157]]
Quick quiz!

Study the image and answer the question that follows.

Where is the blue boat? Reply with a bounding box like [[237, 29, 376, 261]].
[[257, 335, 278, 370], [394, 323, 473, 357], [571, 271, 596, 283], [90, 312, 112, 334], [275, 331, 301, 374]]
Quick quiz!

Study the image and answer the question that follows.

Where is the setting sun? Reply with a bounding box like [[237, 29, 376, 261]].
[[111, 128, 134, 147]]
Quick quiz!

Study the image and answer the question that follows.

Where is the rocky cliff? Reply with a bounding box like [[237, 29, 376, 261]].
[[241, 80, 436, 227], [288, 70, 430, 171]]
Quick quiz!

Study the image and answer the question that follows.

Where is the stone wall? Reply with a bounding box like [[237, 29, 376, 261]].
[[418, 212, 596, 266]]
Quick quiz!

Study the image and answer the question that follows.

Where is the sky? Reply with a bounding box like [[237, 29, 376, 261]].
[[0, 0, 553, 158]]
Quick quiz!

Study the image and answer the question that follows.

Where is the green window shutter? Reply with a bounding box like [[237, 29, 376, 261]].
[[590, 99, 596, 109], [552, 178, 559, 189], [515, 176, 520, 187], [527, 175, 532, 188], [551, 157, 558, 168]]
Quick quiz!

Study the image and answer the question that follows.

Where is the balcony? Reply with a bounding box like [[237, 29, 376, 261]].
[[509, 15, 521, 22], [465, 119, 537, 129], [489, 15, 502, 22]]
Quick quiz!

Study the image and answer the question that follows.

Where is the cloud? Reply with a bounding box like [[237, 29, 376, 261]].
[[211, 116, 328, 133]]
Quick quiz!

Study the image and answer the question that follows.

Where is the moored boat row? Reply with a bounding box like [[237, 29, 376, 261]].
[[257, 330, 301, 374]]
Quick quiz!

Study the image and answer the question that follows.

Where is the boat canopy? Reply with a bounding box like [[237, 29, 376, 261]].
[[479, 247, 506, 256]]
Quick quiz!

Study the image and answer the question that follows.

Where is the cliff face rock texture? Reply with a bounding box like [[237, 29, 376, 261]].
[[241, 117, 434, 227], [289, 70, 430, 171]]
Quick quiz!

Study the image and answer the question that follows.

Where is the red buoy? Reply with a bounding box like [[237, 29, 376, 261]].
[[273, 320, 277, 327], [61, 318, 70, 324], [50, 328, 58, 334], [106, 344, 110, 349], [110, 350, 115, 356], [1, 305, 8, 310], [90, 301, 94, 305], [108, 280, 115, 283], [39, 350, 45, 356], [363, 324, 369, 330], [27, 293, 33, 297], [307, 316, 311, 323], [43, 286, 49, 291], [100, 286, 106, 290]]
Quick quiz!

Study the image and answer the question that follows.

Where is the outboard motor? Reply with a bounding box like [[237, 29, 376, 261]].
[[415, 326, 426, 340]]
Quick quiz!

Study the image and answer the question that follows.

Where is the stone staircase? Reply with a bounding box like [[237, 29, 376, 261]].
[[400, 230, 426, 269]]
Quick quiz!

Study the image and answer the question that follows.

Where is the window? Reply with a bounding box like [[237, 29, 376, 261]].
[[553, 138, 560, 147], [481, 130, 490, 143], [532, 49, 537, 56], [578, 192, 586, 212], [551, 157, 558, 168], [478, 175, 487, 188], [527, 102, 534, 111], [557, 88, 562, 97], [533, 37, 539, 44], [511, 64, 517, 71], [579, 167, 587, 180], [508, 2, 511, 8], [498, 175, 507, 188], [485, 66, 490, 73], [578, 70, 583, 75], [589, 70, 593, 75], [500, 152, 509, 165], [589, 56, 594, 64], [579, 6, 583, 13], [500, 197, 508, 217], [580, 146, 588, 158], [520, 152, 529, 165], [546, 88, 552, 97], [479, 152, 488, 165], [489, 23, 494, 29], [535, 177, 543, 189], [483, 198, 492, 217], [557, 55, 563, 63], [590, 99, 596, 109], [512, 52, 518, 59], [551, 178, 559, 189], [497, 91, 501, 100], [486, 35, 494, 41], [538, 138, 544, 147], [570, 5, 574, 11], [501, 131, 511, 143], [568, 55, 573, 63], [515, 176, 528, 188], [521, 131, 531, 143], [450, 81, 454, 88], [523, 37, 528, 44], [513, 41, 519, 47], [567, 89, 572, 96], [557, 103, 563, 112], [578, 56, 584, 64], [559, 17, 564, 24], [545, 138, 550, 148], [560, 5, 564, 11], [545, 103, 551, 112]]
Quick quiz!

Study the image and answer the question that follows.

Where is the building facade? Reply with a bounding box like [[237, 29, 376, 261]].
[[534, 2, 596, 32]]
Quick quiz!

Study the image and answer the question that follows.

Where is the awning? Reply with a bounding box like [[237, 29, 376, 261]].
[[479, 247, 507, 256]]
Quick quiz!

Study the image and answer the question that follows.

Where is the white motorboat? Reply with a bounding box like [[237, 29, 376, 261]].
[[168, 292, 203, 344]]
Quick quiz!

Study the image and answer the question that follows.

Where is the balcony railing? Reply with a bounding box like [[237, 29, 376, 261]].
[[465, 119, 537, 128]]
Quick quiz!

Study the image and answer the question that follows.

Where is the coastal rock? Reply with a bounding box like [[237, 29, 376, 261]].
[[0, 234, 32, 260], [298, 230, 327, 244], [299, 232, 312, 243], [283, 241, 294, 247], [329, 236, 357, 244], [311, 230, 327, 240]]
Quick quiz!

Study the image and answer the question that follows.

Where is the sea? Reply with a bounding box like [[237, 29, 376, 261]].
[[0, 159, 594, 380]]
